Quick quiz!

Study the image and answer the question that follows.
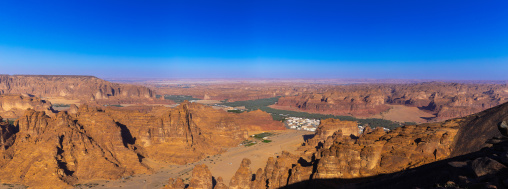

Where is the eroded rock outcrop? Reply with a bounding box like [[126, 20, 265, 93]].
[[188, 164, 214, 189], [0, 75, 166, 105], [0, 94, 55, 118], [0, 110, 150, 188], [0, 101, 283, 188], [165, 101, 508, 189], [275, 82, 508, 121], [105, 101, 284, 164], [229, 158, 252, 189]]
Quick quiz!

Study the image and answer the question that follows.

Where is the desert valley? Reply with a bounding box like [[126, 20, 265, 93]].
[[0, 75, 506, 189], [1, 1, 507, 188]]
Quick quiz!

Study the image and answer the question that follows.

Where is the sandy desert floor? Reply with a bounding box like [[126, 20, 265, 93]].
[[364, 105, 436, 123], [270, 104, 436, 124], [74, 129, 313, 189]]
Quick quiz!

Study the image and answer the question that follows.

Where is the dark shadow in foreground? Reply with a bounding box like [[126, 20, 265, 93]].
[[279, 140, 508, 189]]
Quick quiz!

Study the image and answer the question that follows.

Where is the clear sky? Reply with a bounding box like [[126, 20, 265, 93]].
[[0, 0, 507, 79]]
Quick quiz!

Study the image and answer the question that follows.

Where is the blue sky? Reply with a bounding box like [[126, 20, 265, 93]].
[[0, 0, 507, 79]]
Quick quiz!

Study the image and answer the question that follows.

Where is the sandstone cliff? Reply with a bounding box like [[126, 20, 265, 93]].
[[275, 82, 508, 121], [0, 75, 162, 104], [0, 101, 283, 188]]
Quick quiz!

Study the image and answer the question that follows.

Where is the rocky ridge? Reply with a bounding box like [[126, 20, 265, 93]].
[[0, 75, 165, 105], [275, 82, 508, 121], [166, 101, 508, 188], [0, 101, 283, 188]]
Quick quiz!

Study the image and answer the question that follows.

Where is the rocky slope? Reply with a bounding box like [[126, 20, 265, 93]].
[[167, 101, 508, 189], [0, 75, 164, 104], [275, 82, 508, 121], [0, 101, 283, 188]]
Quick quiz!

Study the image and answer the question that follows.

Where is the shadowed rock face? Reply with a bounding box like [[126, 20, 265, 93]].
[[0, 75, 157, 104], [0, 101, 283, 188], [276, 82, 508, 121], [168, 101, 508, 189]]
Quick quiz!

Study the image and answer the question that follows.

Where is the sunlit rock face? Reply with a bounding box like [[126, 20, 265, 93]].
[[0, 101, 283, 188], [276, 82, 508, 121], [0, 75, 160, 104]]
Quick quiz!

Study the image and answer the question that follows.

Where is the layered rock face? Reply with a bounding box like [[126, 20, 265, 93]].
[[0, 75, 159, 104], [276, 88, 390, 117], [0, 94, 55, 118], [0, 101, 283, 188], [105, 102, 285, 164], [169, 101, 508, 188], [275, 82, 508, 120]]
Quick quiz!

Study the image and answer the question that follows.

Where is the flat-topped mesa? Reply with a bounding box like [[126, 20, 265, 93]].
[[0, 75, 157, 103]]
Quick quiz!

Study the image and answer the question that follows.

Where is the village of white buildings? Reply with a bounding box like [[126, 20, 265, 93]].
[[285, 117, 391, 133], [285, 117, 320, 132]]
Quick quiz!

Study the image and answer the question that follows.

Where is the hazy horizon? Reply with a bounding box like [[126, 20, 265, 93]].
[[1, 1, 507, 79]]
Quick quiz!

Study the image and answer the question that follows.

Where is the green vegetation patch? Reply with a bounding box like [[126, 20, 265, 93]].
[[220, 97, 404, 130], [262, 140, 272, 143], [253, 132, 273, 139], [104, 104, 123, 107], [241, 140, 256, 147], [52, 104, 70, 107], [227, 109, 243, 113], [164, 95, 200, 103]]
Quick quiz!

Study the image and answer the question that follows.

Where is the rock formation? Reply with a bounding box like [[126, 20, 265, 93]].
[[0, 94, 55, 118], [0, 110, 151, 188], [105, 101, 285, 164], [0, 75, 168, 105], [229, 158, 252, 189], [0, 101, 283, 188], [275, 82, 508, 121], [188, 164, 214, 189], [167, 101, 508, 189]]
